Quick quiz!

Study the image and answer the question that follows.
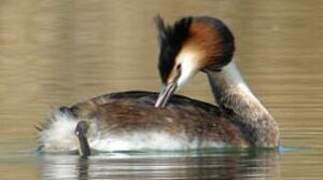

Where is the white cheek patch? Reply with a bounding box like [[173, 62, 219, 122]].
[[175, 50, 200, 88]]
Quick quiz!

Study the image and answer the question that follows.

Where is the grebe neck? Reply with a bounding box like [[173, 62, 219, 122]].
[[206, 62, 279, 147]]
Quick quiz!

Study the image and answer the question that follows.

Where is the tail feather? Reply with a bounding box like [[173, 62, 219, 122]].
[[37, 109, 80, 153]]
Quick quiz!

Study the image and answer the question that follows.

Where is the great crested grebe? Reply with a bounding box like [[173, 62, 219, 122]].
[[37, 16, 279, 157], [154, 16, 279, 146]]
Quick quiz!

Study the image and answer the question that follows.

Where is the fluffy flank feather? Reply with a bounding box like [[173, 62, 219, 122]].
[[37, 111, 79, 153], [90, 131, 227, 152]]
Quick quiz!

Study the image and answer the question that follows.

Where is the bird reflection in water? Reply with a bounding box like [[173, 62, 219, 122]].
[[39, 150, 280, 180]]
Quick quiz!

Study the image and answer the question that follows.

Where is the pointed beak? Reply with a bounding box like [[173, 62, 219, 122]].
[[155, 82, 177, 108]]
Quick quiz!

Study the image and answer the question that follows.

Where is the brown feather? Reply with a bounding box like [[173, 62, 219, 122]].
[[187, 21, 224, 68], [69, 91, 250, 147]]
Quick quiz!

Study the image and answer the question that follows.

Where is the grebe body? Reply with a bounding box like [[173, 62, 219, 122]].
[[38, 90, 250, 153]]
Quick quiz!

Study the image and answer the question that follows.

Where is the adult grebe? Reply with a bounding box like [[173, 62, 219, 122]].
[[154, 16, 279, 147], [37, 16, 279, 156]]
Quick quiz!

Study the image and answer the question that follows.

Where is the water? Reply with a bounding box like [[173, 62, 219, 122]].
[[0, 0, 323, 179]]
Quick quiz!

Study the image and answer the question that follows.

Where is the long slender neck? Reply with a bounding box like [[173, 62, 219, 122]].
[[206, 62, 279, 147]]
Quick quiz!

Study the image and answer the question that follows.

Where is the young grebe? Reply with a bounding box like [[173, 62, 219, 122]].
[[37, 16, 279, 157]]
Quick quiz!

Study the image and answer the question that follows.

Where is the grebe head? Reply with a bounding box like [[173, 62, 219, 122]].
[[74, 121, 91, 158], [154, 16, 235, 108]]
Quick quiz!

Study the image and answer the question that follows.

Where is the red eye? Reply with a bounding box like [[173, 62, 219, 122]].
[[176, 64, 181, 70]]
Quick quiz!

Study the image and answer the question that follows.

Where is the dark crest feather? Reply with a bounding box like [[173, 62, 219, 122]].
[[155, 16, 193, 83]]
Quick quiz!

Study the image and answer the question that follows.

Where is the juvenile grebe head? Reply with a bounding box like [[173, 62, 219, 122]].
[[74, 121, 91, 158], [155, 16, 235, 108]]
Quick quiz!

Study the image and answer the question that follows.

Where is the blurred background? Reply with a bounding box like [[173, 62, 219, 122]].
[[0, 0, 323, 179]]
